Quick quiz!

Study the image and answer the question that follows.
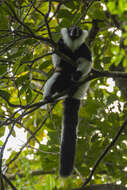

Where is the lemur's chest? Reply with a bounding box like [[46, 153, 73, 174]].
[[59, 45, 80, 62]]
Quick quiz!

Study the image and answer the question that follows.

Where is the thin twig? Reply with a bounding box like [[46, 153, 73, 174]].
[[0, 38, 23, 55], [73, 117, 127, 190], [0, 69, 127, 111], [4, 1, 54, 46], [46, 0, 52, 18], [75, 0, 95, 25], [5, 1, 34, 35], [0, 122, 15, 172], [6, 104, 55, 167], [0, 175, 5, 190], [2, 174, 17, 190]]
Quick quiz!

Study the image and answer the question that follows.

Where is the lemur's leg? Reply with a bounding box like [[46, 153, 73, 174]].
[[43, 72, 71, 100]]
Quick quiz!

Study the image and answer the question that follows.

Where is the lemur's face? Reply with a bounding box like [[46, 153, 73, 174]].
[[67, 26, 82, 40]]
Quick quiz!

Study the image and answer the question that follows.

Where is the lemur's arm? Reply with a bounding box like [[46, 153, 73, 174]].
[[43, 38, 77, 100]]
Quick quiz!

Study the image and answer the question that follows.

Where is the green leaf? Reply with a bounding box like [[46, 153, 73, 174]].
[[57, 9, 72, 19], [65, 1, 76, 9], [15, 73, 29, 86], [39, 61, 51, 70], [26, 88, 32, 104], [0, 140, 3, 145], [0, 64, 7, 75], [0, 127, 5, 138], [0, 90, 10, 101], [18, 85, 27, 96], [102, 57, 111, 64], [107, 1, 117, 14], [46, 175, 55, 190], [88, 2, 106, 19]]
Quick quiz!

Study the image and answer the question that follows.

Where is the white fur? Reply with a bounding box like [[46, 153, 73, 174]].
[[44, 28, 91, 100], [61, 28, 88, 52], [43, 73, 60, 98], [52, 53, 61, 67], [76, 58, 92, 80], [74, 58, 92, 99], [73, 82, 90, 99]]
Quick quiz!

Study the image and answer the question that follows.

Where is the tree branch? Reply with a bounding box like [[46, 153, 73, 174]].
[[0, 68, 127, 111], [4, 1, 55, 46], [73, 117, 127, 190], [79, 68, 127, 86], [6, 169, 55, 180], [2, 174, 17, 190], [6, 104, 55, 168]]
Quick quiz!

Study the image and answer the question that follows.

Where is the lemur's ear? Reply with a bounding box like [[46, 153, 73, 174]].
[[83, 30, 88, 40]]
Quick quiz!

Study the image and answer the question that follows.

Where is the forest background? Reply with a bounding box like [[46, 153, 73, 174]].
[[1, 0, 127, 190]]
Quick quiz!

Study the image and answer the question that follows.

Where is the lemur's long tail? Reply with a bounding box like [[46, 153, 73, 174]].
[[60, 97, 80, 177]]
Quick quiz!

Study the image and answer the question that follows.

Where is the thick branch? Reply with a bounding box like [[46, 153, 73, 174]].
[[79, 68, 127, 86], [0, 69, 127, 110], [6, 170, 55, 180]]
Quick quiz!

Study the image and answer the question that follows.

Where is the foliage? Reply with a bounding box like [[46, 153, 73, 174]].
[[0, 0, 127, 189]]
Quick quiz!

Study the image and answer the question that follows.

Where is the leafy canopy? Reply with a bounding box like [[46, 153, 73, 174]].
[[0, 0, 127, 189]]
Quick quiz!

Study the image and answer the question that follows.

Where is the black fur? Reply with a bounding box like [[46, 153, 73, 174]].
[[60, 97, 80, 177], [58, 38, 92, 63], [43, 27, 92, 177], [46, 72, 72, 97]]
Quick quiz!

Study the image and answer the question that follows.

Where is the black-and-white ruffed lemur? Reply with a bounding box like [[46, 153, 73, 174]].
[[43, 26, 92, 177]]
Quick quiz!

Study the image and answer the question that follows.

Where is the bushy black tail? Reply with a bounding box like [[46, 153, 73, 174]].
[[60, 97, 80, 177]]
